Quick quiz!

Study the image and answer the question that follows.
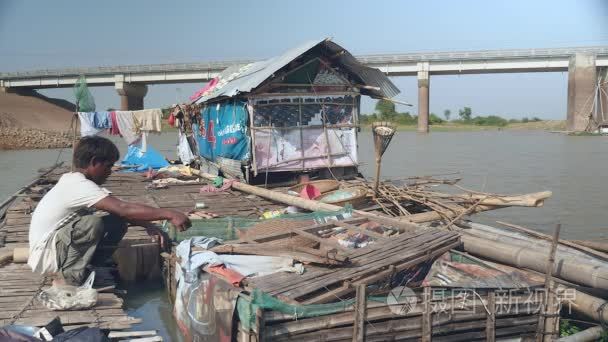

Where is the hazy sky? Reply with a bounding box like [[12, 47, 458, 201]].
[[1, 0, 606, 118]]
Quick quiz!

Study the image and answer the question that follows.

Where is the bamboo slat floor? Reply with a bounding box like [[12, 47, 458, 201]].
[[0, 168, 165, 339], [246, 217, 460, 303], [0, 164, 282, 340]]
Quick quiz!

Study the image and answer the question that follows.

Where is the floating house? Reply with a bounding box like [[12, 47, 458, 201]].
[[185, 38, 399, 182]]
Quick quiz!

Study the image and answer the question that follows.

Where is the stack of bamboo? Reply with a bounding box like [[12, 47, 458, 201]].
[[351, 177, 551, 225], [241, 289, 542, 341], [247, 219, 460, 303]]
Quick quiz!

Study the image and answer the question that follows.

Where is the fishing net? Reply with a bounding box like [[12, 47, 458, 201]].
[[237, 288, 387, 330], [166, 217, 259, 242], [73, 76, 96, 112]]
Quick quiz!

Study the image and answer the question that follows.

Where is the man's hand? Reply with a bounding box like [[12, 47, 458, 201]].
[[169, 210, 191, 232], [95, 196, 193, 232], [145, 224, 166, 247]]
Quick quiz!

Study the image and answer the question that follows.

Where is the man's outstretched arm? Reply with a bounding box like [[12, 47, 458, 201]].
[[93, 196, 191, 231]]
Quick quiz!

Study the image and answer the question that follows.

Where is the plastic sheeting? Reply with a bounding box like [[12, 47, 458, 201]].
[[254, 128, 357, 171], [120, 144, 169, 172], [175, 272, 241, 341], [251, 95, 358, 172], [193, 100, 250, 162], [237, 288, 387, 331], [173, 237, 301, 340], [422, 250, 543, 289], [175, 237, 299, 282]]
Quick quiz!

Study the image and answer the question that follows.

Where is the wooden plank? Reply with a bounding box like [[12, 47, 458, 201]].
[[291, 228, 351, 254], [254, 230, 444, 295], [352, 284, 367, 342], [486, 290, 496, 342], [108, 330, 158, 338], [277, 232, 456, 299], [124, 337, 163, 342], [333, 220, 388, 240], [421, 286, 431, 342], [206, 244, 345, 265]]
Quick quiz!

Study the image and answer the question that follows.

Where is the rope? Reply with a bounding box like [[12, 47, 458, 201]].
[[53, 113, 77, 167]]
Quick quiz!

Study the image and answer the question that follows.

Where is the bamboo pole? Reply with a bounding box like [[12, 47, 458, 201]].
[[457, 191, 552, 207], [421, 286, 431, 342], [538, 224, 561, 342], [571, 240, 608, 253], [557, 284, 608, 324], [188, 168, 421, 232], [265, 296, 542, 338], [71, 101, 79, 172], [352, 284, 367, 342], [373, 155, 381, 198], [190, 167, 527, 227], [399, 204, 501, 224], [496, 221, 608, 261], [378, 96, 413, 107], [460, 234, 608, 290], [486, 290, 495, 342]]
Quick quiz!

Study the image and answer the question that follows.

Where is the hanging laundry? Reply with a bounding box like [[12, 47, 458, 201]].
[[189, 77, 219, 101], [92, 111, 111, 129], [132, 108, 162, 134], [109, 111, 121, 136], [77, 112, 103, 136], [177, 130, 196, 165], [114, 111, 140, 145]]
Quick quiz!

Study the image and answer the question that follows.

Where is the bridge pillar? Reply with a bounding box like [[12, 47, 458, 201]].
[[417, 62, 430, 133], [115, 81, 148, 110], [599, 68, 608, 124], [567, 53, 597, 131]]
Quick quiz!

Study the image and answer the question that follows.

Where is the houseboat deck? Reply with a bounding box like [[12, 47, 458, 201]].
[[0, 163, 283, 340]]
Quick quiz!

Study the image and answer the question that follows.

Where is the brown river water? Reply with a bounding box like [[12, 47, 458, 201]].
[[1, 130, 606, 339]]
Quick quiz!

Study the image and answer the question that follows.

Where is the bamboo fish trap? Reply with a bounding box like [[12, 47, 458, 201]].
[[372, 121, 397, 196]]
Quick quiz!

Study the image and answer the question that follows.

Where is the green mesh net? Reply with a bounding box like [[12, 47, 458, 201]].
[[165, 206, 353, 242], [166, 217, 259, 241], [237, 288, 387, 330], [73, 75, 96, 112]]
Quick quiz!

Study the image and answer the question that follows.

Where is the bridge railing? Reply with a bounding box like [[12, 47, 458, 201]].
[[1, 46, 608, 80]]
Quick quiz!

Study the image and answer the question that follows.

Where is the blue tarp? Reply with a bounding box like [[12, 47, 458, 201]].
[[193, 100, 249, 161], [120, 144, 169, 172]]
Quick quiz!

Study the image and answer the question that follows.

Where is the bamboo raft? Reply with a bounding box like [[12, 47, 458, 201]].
[[5, 163, 606, 341], [0, 165, 169, 340], [0, 164, 280, 340]]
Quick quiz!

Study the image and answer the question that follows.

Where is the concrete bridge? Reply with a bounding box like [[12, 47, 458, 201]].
[[2, 46, 608, 131]]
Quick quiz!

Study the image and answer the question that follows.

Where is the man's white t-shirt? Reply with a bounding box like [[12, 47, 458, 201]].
[[28, 172, 110, 274]]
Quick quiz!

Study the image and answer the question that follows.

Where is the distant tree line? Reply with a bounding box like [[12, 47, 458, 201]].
[[359, 100, 543, 127]]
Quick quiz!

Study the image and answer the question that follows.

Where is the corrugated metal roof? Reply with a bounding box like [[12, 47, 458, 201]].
[[195, 38, 399, 103]]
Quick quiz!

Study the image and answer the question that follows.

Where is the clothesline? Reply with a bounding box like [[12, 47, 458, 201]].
[[77, 108, 163, 146]]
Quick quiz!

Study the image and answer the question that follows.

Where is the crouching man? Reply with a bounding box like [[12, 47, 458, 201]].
[[28, 136, 191, 286]]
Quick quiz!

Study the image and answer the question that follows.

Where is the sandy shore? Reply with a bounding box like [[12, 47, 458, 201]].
[[0, 127, 73, 150]]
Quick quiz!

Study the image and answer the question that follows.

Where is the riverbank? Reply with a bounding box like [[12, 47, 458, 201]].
[[361, 120, 567, 131], [0, 120, 569, 151], [0, 127, 73, 150]]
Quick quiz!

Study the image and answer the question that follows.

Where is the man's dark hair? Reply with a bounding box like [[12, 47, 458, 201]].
[[73, 136, 120, 168]]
